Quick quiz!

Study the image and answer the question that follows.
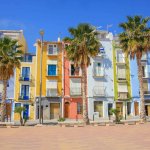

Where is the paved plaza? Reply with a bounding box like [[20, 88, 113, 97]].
[[0, 123, 150, 150]]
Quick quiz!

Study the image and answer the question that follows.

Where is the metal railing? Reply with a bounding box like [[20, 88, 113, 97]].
[[116, 57, 125, 63], [19, 75, 31, 81], [70, 88, 81, 96], [93, 86, 106, 97], [46, 88, 58, 97], [18, 93, 32, 100], [118, 92, 128, 99]]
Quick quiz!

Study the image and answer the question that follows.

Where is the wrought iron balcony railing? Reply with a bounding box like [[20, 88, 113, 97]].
[[19, 75, 31, 81], [18, 93, 32, 100]]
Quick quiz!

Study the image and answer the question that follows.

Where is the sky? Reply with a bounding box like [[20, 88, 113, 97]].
[[0, 0, 149, 53]]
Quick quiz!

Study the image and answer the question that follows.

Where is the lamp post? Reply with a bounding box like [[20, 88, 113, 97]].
[[39, 30, 44, 124]]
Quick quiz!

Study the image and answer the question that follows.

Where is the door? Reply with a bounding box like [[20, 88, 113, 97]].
[[94, 101, 103, 117], [21, 85, 29, 100], [116, 102, 123, 116], [22, 67, 30, 81], [64, 102, 70, 118], [145, 105, 150, 116], [50, 103, 60, 119], [134, 102, 139, 116], [23, 104, 29, 119]]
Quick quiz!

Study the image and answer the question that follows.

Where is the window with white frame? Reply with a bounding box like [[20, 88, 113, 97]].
[[46, 80, 57, 97], [94, 62, 104, 76], [47, 60, 57, 76], [118, 83, 128, 92], [70, 78, 81, 96], [47, 44, 58, 55], [116, 50, 125, 63]]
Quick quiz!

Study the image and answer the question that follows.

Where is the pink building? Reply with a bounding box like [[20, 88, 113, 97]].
[[63, 45, 83, 119]]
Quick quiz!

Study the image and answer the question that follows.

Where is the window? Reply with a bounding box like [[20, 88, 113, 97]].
[[94, 101, 103, 117], [22, 55, 32, 62], [48, 44, 58, 55], [20, 85, 29, 100], [118, 83, 128, 92], [46, 80, 57, 96], [70, 78, 81, 95], [117, 51, 125, 63], [94, 62, 104, 76], [48, 64, 57, 76], [70, 64, 79, 76], [22, 67, 30, 80], [77, 103, 82, 114], [108, 103, 113, 116], [117, 66, 126, 79]]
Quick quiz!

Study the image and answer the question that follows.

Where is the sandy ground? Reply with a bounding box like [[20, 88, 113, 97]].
[[0, 123, 150, 150]]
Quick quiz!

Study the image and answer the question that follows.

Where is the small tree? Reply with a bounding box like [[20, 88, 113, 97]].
[[14, 106, 28, 126], [109, 108, 121, 123]]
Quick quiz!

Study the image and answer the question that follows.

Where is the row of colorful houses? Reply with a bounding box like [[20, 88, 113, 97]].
[[0, 30, 150, 121]]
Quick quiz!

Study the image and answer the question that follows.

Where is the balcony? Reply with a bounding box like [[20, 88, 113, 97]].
[[19, 75, 31, 82], [118, 92, 128, 100], [21, 55, 33, 62], [141, 54, 147, 62], [46, 88, 58, 97], [93, 86, 106, 97], [70, 88, 81, 96], [143, 73, 150, 79], [18, 93, 32, 101], [117, 72, 126, 82], [144, 91, 150, 96]]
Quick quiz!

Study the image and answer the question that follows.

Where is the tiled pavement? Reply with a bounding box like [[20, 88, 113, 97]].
[[0, 123, 150, 150]]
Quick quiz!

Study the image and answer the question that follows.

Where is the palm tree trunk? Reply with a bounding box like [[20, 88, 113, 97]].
[[81, 64, 89, 125], [137, 58, 146, 121], [1, 80, 7, 122]]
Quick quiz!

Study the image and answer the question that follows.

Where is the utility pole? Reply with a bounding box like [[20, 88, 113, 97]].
[[39, 30, 44, 124]]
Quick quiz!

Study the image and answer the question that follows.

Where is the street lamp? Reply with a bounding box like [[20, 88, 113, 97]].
[[39, 29, 44, 124]]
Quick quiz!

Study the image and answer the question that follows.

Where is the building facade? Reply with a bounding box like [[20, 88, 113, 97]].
[[0, 30, 27, 121], [63, 43, 83, 119], [87, 31, 114, 120], [14, 54, 36, 120], [35, 41, 63, 120], [113, 37, 132, 119]]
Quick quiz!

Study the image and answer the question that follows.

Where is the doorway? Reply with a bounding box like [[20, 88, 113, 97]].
[[134, 102, 139, 116], [94, 101, 103, 117], [145, 105, 150, 116], [23, 104, 29, 119], [116, 102, 123, 116], [64, 102, 70, 118], [50, 103, 60, 119]]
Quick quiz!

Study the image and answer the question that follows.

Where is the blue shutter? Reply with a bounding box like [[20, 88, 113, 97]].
[[48, 65, 56, 76]]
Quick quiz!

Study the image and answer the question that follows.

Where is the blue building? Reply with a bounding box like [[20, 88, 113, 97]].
[[130, 52, 150, 117]]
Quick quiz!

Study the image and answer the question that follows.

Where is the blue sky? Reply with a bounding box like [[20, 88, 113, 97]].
[[0, 0, 149, 52]]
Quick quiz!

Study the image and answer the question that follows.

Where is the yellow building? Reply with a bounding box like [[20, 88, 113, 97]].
[[14, 54, 36, 120], [35, 40, 63, 120]]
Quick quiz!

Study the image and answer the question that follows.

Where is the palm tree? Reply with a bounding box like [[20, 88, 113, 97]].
[[0, 37, 23, 122], [119, 16, 150, 121], [64, 23, 101, 124]]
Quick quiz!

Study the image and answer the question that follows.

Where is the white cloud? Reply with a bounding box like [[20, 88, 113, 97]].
[[0, 19, 26, 29]]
